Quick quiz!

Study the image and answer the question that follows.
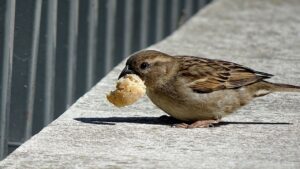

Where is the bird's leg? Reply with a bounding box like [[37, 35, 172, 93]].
[[188, 119, 220, 128], [173, 119, 220, 129]]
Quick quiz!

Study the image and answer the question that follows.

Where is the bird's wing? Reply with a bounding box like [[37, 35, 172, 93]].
[[176, 56, 273, 93]]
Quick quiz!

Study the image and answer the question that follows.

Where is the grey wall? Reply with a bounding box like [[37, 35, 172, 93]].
[[0, 0, 212, 159]]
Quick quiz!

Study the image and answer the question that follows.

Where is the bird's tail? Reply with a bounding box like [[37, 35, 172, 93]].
[[263, 81, 300, 93]]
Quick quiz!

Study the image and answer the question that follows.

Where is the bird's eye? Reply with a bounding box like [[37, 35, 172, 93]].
[[140, 62, 150, 70]]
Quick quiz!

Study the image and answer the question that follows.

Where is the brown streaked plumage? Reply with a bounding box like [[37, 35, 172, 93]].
[[118, 50, 300, 128]]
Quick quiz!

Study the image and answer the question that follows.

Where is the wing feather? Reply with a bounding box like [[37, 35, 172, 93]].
[[176, 56, 273, 93]]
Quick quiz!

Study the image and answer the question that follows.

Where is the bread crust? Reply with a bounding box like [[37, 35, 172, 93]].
[[107, 74, 146, 107]]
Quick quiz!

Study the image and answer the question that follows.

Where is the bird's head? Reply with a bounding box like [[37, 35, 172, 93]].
[[118, 50, 176, 87]]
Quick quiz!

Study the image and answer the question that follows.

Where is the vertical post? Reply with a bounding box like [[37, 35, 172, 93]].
[[104, 0, 117, 73], [199, 0, 207, 9], [44, 0, 58, 125], [184, 0, 193, 19], [86, 0, 98, 90], [171, 0, 179, 31], [123, 0, 133, 58], [140, 0, 149, 49], [155, 0, 165, 42], [0, 0, 16, 160], [25, 0, 43, 140], [66, 0, 79, 108]]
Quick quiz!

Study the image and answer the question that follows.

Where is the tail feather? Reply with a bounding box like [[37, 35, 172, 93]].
[[248, 81, 300, 98], [264, 81, 300, 93]]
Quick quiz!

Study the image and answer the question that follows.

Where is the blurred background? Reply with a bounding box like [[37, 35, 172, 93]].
[[0, 0, 212, 159]]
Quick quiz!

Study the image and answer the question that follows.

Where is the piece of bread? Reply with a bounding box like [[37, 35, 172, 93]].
[[106, 74, 146, 107]]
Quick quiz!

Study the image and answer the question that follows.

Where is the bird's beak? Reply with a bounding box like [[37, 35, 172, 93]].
[[118, 65, 136, 79]]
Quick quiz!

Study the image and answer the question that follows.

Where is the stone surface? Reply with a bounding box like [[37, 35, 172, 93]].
[[1, 0, 300, 168]]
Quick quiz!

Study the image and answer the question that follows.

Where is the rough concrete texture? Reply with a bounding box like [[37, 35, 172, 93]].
[[1, 0, 300, 168]]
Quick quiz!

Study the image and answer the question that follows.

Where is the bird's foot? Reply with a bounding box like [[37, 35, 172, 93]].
[[172, 123, 189, 128], [173, 119, 220, 129]]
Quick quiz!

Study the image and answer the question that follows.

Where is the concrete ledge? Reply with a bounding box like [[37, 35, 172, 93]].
[[1, 0, 300, 168]]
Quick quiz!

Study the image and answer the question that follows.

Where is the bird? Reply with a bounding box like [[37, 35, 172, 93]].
[[118, 50, 300, 128]]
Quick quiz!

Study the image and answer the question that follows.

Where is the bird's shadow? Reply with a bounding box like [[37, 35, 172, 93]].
[[74, 116, 292, 127]]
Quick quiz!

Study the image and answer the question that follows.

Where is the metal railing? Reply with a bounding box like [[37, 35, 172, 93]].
[[0, 0, 212, 160]]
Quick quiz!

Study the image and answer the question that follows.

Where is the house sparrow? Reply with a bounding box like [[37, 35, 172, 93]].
[[118, 50, 300, 128]]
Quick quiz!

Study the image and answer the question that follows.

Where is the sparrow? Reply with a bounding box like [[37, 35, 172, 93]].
[[118, 50, 300, 128]]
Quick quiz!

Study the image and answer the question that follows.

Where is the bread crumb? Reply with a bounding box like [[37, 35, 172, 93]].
[[107, 74, 146, 107]]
